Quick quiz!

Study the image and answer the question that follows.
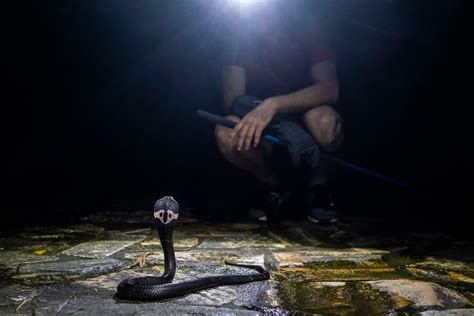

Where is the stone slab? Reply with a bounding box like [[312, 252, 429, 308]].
[[274, 266, 398, 282], [197, 238, 288, 249], [123, 249, 266, 267], [273, 248, 389, 267], [140, 237, 199, 249], [420, 309, 474, 316], [18, 258, 131, 277], [36, 297, 262, 316], [406, 258, 474, 284], [366, 279, 470, 309], [0, 251, 57, 271], [61, 237, 145, 258]]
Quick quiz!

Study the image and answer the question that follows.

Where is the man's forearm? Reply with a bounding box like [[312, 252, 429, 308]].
[[269, 81, 339, 114]]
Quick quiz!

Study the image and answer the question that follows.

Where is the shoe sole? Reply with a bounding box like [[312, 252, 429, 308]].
[[307, 214, 338, 224], [249, 208, 268, 222], [249, 192, 292, 223]]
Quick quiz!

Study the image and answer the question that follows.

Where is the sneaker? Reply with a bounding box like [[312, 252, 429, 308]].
[[249, 184, 290, 222], [307, 184, 338, 224], [249, 207, 270, 222]]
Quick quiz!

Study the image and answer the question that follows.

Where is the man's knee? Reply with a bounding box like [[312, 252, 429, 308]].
[[303, 106, 343, 149], [214, 115, 239, 156]]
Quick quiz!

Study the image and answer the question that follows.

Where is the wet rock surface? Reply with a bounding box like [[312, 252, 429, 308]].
[[0, 211, 473, 314], [18, 258, 131, 277], [366, 279, 470, 309], [61, 237, 146, 258]]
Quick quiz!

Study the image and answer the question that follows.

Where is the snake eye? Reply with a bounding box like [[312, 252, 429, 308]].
[[167, 210, 179, 222], [154, 210, 166, 223]]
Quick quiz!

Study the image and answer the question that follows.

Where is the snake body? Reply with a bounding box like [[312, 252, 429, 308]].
[[116, 196, 270, 301]]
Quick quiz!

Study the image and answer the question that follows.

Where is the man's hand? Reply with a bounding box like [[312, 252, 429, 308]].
[[230, 98, 279, 151]]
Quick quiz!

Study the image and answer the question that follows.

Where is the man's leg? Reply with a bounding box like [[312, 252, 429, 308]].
[[215, 115, 277, 186], [303, 105, 344, 185], [215, 115, 289, 221], [303, 105, 343, 223]]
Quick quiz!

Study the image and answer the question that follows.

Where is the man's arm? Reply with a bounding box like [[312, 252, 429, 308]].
[[232, 60, 339, 151], [270, 60, 339, 113], [222, 65, 246, 114]]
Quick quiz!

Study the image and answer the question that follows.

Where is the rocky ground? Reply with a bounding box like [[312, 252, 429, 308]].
[[0, 210, 473, 315]]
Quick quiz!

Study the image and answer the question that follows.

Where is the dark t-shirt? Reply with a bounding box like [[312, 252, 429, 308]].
[[224, 20, 333, 99]]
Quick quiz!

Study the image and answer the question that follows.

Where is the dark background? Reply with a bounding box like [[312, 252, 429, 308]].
[[4, 1, 471, 231]]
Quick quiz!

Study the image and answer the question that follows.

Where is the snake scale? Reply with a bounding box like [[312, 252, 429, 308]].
[[116, 196, 270, 301]]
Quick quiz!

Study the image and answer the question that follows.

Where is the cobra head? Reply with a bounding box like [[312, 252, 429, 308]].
[[153, 196, 179, 281], [153, 196, 179, 227]]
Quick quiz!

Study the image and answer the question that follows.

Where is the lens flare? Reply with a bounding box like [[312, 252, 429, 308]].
[[225, 0, 267, 10], [228, 0, 266, 4]]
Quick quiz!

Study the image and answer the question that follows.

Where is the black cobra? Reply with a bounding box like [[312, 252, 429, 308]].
[[116, 196, 270, 301]]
